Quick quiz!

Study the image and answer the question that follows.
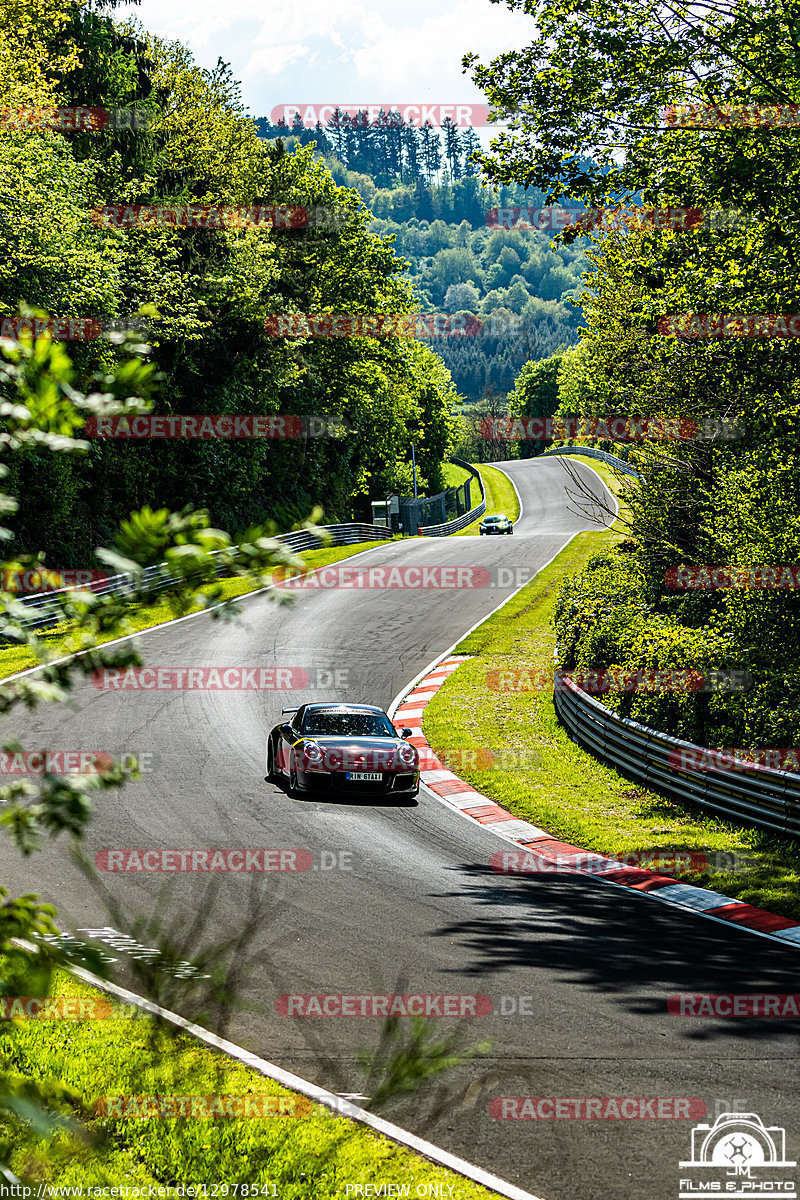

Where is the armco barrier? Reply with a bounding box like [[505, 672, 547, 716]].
[[541, 446, 642, 478], [416, 459, 486, 536], [11, 523, 392, 633], [417, 499, 486, 536], [554, 669, 800, 838]]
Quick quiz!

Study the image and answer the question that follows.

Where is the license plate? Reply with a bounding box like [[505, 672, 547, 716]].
[[347, 771, 382, 781]]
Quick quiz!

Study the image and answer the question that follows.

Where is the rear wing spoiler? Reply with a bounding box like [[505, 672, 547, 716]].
[[282, 706, 300, 715]]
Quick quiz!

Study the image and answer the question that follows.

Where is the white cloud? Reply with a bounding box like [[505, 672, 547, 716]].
[[246, 43, 312, 77], [116, 0, 531, 118]]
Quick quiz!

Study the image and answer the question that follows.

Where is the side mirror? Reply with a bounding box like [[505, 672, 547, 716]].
[[401, 727, 413, 739]]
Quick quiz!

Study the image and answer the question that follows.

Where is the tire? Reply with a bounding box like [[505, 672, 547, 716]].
[[289, 765, 299, 795], [508, 527, 514, 534], [266, 739, 277, 780]]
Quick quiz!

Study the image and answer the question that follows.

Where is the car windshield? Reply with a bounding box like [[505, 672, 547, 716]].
[[486, 516, 505, 523], [301, 710, 396, 737]]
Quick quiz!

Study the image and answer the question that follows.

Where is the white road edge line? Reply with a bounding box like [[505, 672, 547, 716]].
[[416, 735, 800, 952], [387, 458, 617, 718], [22, 950, 544, 1200], [390, 463, 800, 953], [5, 526, 552, 1200], [4, 540, 398, 684], [500, 464, 524, 529]]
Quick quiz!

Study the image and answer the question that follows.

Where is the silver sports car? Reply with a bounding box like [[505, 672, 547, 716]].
[[267, 703, 420, 798]]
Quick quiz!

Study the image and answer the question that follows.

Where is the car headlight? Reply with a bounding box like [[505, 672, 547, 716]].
[[397, 742, 417, 767], [302, 740, 323, 765]]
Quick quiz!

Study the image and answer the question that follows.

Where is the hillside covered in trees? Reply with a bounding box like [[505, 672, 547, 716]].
[[255, 114, 591, 399]]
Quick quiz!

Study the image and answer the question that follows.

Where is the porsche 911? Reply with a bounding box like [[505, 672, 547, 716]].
[[266, 703, 420, 798]]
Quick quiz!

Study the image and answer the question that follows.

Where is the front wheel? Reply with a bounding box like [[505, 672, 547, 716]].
[[508, 527, 514, 534], [289, 764, 299, 795], [266, 739, 277, 780]]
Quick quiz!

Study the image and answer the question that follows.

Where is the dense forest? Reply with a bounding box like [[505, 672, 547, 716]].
[[0, 4, 467, 563], [254, 112, 486, 191], [471, 0, 800, 748], [255, 115, 589, 399]]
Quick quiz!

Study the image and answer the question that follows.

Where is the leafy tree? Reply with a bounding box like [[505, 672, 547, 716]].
[[0, 0, 463, 556], [507, 351, 565, 455], [443, 282, 480, 312], [466, 0, 800, 747]]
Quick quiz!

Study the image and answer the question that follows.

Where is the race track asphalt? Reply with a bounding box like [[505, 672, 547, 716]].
[[2, 457, 798, 1200]]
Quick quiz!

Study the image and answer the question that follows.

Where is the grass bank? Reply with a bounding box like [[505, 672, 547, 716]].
[[424, 456, 800, 922], [0, 968, 500, 1195], [441, 462, 472, 489]]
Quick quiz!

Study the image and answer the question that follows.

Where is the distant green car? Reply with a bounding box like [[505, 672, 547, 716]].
[[479, 514, 513, 535]]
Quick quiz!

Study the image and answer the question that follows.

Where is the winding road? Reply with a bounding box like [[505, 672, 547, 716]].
[[3, 457, 798, 1200]]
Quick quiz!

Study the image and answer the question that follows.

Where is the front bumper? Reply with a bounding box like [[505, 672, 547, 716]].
[[294, 769, 420, 797]]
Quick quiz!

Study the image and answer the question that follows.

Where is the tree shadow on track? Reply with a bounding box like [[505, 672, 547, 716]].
[[428, 863, 800, 1046]]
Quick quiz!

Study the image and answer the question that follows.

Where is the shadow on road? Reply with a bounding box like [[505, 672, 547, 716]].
[[429, 862, 800, 1045]]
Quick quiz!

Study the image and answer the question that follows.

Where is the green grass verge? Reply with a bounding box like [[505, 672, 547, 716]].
[[424, 461, 800, 922], [441, 462, 471, 489], [0, 541, 395, 683], [0, 969, 500, 1195], [454, 464, 521, 537]]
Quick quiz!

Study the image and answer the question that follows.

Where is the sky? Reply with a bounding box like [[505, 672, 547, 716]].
[[116, 0, 532, 130]]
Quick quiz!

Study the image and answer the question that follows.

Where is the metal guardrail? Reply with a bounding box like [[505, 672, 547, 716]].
[[417, 498, 487, 537], [547, 445, 796, 836], [10, 522, 393, 633], [554, 669, 800, 838], [541, 446, 642, 478], [414, 459, 486, 537]]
